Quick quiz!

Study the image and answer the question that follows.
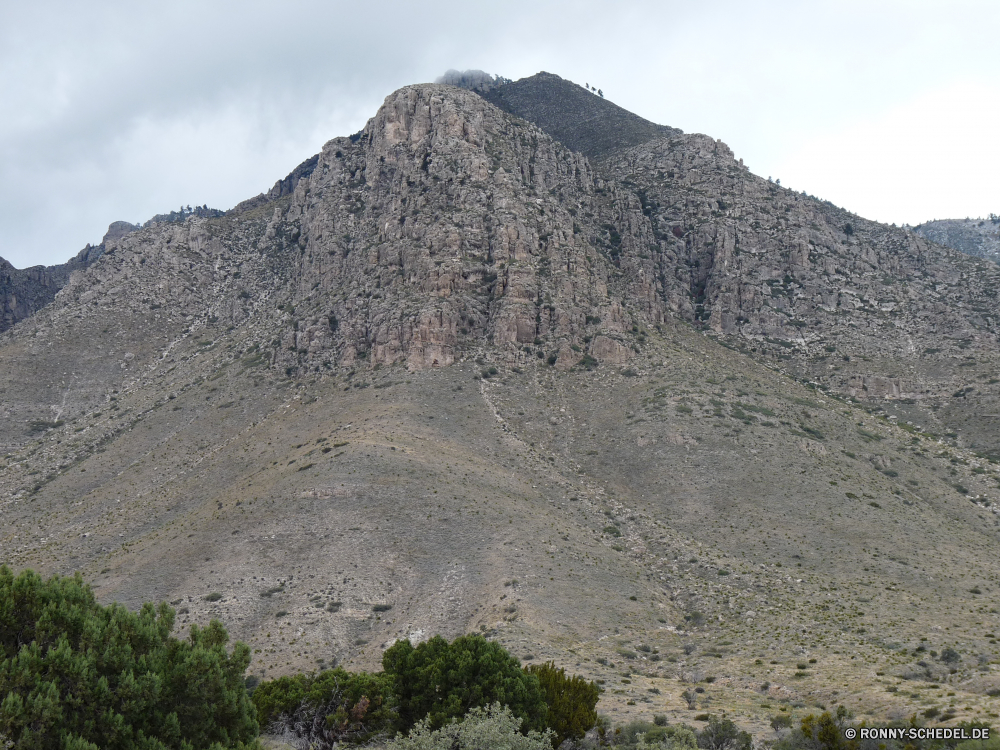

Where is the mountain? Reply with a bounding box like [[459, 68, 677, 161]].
[[914, 217, 1000, 263], [2, 74, 999, 736]]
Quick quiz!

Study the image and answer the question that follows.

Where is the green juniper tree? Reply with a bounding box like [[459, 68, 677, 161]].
[[524, 661, 599, 747], [382, 634, 547, 735], [0, 566, 258, 750]]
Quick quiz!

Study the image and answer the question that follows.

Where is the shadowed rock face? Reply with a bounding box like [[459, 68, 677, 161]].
[[0, 244, 103, 332], [480, 71, 681, 160], [4, 75, 1000, 727]]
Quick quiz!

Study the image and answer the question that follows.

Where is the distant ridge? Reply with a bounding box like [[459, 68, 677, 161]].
[[476, 71, 681, 159], [914, 216, 1000, 263]]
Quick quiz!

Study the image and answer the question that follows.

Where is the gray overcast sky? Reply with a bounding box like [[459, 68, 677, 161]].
[[2, 0, 998, 268]]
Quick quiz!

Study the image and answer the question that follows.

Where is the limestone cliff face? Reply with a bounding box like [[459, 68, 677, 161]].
[[595, 132, 1000, 403], [260, 84, 626, 372]]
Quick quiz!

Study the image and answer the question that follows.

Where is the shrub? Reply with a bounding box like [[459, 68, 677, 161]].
[[386, 703, 552, 750], [0, 566, 258, 750], [205, 592, 223, 602], [940, 647, 961, 663], [771, 714, 793, 731], [775, 711, 851, 750], [524, 661, 599, 747], [382, 634, 547, 734], [252, 667, 393, 747], [955, 733, 1000, 750], [626, 721, 698, 749], [697, 715, 752, 750]]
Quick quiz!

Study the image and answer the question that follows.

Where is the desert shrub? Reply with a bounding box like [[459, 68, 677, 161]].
[[696, 715, 752, 750], [940, 647, 960, 663], [775, 710, 850, 750], [252, 667, 393, 747], [524, 661, 599, 747], [386, 703, 552, 750], [771, 714, 793, 731], [0, 566, 258, 750], [383, 634, 547, 734], [27, 420, 64, 434], [955, 733, 1000, 750], [617, 720, 697, 749], [637, 724, 698, 749]]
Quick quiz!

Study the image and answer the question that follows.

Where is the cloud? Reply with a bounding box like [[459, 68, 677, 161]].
[[772, 81, 1000, 225]]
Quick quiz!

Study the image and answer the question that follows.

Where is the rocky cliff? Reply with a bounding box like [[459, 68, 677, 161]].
[[6, 78, 1000, 447]]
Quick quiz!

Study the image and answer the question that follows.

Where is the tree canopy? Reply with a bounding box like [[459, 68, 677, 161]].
[[524, 661, 599, 747], [382, 634, 547, 734], [0, 566, 258, 750]]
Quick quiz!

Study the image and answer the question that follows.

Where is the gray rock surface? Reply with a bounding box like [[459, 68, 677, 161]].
[[913, 217, 1000, 262]]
